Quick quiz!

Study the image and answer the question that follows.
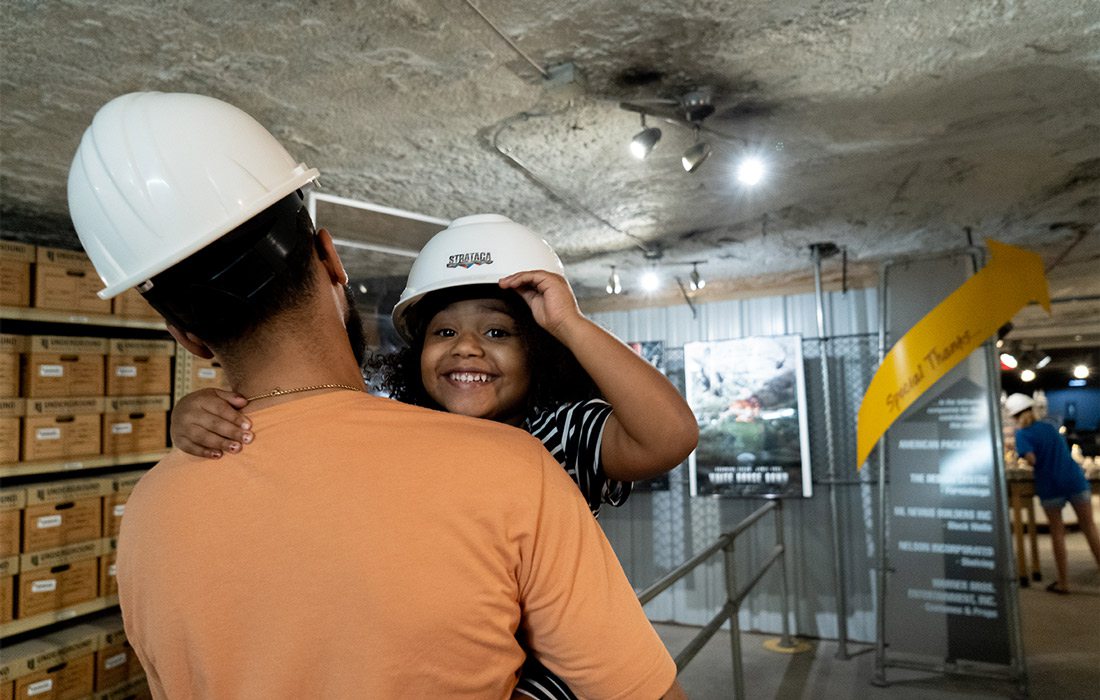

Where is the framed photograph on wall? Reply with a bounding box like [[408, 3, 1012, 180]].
[[684, 335, 812, 498]]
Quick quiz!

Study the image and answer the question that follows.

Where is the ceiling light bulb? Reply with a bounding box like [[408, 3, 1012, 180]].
[[357, 283, 368, 294], [606, 266, 622, 295], [1020, 369, 1036, 383], [736, 157, 765, 186], [999, 353, 1018, 370], [630, 127, 662, 159], [1035, 354, 1052, 369], [1073, 364, 1089, 379], [641, 270, 660, 292], [689, 264, 705, 291], [682, 141, 711, 173]]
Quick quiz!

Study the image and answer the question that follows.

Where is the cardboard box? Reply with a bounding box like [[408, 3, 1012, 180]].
[[0, 486, 24, 557], [106, 340, 174, 396], [102, 396, 169, 455], [0, 398, 25, 464], [22, 414, 101, 463], [0, 563, 13, 624], [22, 397, 104, 463], [21, 335, 108, 398], [0, 555, 16, 624], [32, 246, 111, 315], [87, 615, 146, 684], [96, 676, 150, 700], [21, 478, 109, 551], [99, 546, 117, 598], [111, 288, 160, 319], [22, 497, 102, 553], [94, 642, 130, 692], [0, 241, 34, 308], [0, 334, 26, 397], [103, 471, 145, 538], [18, 556, 99, 619], [13, 651, 95, 700], [0, 638, 56, 690]]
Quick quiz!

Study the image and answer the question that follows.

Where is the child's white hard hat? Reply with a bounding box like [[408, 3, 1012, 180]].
[[392, 214, 564, 343]]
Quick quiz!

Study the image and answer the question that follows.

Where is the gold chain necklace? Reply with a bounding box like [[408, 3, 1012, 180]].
[[245, 383, 363, 402]]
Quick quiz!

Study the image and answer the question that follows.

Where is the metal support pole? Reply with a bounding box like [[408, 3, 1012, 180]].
[[873, 264, 891, 686], [810, 243, 849, 659], [723, 539, 745, 700], [773, 498, 794, 648]]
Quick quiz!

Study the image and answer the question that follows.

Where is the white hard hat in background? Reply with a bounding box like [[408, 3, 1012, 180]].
[[1004, 393, 1035, 417], [391, 214, 565, 343], [67, 92, 319, 298]]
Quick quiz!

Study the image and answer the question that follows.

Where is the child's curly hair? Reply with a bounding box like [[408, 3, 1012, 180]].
[[365, 285, 600, 419]]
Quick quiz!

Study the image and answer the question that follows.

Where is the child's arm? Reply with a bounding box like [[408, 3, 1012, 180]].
[[169, 388, 253, 459], [499, 270, 698, 481]]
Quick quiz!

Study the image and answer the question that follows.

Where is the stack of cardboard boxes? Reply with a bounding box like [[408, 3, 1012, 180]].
[[0, 615, 149, 699], [1, 335, 174, 465], [1, 242, 160, 694], [0, 471, 144, 627], [0, 242, 159, 321]]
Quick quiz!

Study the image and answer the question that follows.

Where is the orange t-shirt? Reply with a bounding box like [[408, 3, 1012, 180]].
[[118, 392, 675, 699]]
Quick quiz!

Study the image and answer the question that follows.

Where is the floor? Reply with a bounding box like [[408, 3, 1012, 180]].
[[654, 499, 1100, 699]]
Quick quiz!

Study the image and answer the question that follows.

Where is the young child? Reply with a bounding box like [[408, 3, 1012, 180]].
[[170, 214, 699, 698]]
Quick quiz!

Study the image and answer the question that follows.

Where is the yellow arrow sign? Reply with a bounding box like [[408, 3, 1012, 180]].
[[856, 240, 1050, 469]]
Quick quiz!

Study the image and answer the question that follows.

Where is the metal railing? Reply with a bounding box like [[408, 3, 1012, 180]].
[[636, 497, 794, 699]]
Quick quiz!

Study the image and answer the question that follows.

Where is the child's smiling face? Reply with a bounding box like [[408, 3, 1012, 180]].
[[419, 298, 531, 426]]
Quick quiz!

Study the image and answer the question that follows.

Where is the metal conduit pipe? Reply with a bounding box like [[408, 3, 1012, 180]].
[[810, 243, 850, 659]]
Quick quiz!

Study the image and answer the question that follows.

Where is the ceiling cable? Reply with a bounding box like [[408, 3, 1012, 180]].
[[481, 111, 654, 255], [463, 0, 549, 79]]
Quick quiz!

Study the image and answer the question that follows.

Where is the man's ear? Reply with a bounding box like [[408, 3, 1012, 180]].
[[316, 228, 349, 286], [167, 324, 215, 359]]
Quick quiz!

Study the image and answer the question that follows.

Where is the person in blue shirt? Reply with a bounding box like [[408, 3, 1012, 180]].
[[1007, 393, 1100, 594]]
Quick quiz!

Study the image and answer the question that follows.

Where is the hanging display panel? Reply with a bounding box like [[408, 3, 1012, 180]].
[[684, 335, 812, 497]]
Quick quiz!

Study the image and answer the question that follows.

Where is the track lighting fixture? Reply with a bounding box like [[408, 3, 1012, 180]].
[[689, 262, 706, 291], [682, 130, 711, 173], [1020, 368, 1036, 383], [629, 116, 661, 160], [606, 265, 622, 295], [1035, 353, 1052, 369]]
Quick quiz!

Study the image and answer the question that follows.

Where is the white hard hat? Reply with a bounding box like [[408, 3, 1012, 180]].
[[67, 92, 319, 299], [1005, 393, 1035, 417], [391, 214, 565, 343]]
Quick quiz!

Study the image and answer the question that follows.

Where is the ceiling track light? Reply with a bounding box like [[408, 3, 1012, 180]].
[[629, 115, 661, 160], [682, 128, 711, 173], [606, 265, 622, 295]]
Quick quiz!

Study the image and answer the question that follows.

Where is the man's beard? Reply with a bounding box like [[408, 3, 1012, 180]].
[[343, 285, 369, 370]]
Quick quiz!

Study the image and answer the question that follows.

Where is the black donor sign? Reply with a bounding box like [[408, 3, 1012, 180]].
[[885, 375, 1011, 665]]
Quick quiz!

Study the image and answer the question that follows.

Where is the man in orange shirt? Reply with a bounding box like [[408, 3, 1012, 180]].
[[68, 92, 685, 699]]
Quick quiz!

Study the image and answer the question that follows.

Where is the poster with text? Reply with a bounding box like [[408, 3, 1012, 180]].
[[684, 335, 811, 497], [884, 375, 1011, 665]]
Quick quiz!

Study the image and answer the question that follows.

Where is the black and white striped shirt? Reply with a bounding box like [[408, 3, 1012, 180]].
[[525, 398, 632, 518]]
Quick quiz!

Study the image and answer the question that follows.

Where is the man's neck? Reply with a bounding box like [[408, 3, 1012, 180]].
[[221, 310, 364, 407]]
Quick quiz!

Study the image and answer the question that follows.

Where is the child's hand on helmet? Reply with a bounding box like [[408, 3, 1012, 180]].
[[498, 270, 583, 338], [170, 388, 253, 459]]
